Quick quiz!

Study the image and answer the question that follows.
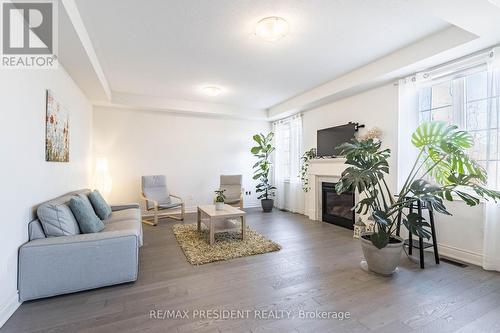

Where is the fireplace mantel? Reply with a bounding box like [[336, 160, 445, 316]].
[[308, 158, 347, 175], [305, 158, 349, 221]]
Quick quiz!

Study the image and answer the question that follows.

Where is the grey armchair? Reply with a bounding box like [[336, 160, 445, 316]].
[[141, 175, 185, 225], [220, 175, 244, 210]]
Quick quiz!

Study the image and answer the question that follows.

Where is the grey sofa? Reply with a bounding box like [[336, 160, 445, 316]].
[[18, 189, 143, 301]]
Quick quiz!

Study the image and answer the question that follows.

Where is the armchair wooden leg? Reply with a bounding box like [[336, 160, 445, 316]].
[[167, 205, 184, 221], [153, 207, 159, 226], [142, 211, 157, 226], [142, 218, 156, 226]]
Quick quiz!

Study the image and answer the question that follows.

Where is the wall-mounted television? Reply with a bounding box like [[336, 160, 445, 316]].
[[317, 123, 356, 157]]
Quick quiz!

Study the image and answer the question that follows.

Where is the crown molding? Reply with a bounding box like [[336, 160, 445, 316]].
[[93, 92, 269, 121]]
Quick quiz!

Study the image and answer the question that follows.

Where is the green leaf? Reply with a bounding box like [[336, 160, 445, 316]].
[[410, 179, 441, 195], [403, 213, 432, 239], [454, 190, 480, 206], [443, 190, 453, 201], [355, 196, 377, 215], [253, 134, 262, 144], [411, 121, 455, 147], [251, 146, 261, 154], [371, 229, 389, 249], [372, 210, 391, 227], [471, 185, 500, 202], [420, 195, 451, 215]]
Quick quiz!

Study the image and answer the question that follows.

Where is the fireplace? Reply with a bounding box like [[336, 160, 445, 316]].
[[322, 182, 355, 229]]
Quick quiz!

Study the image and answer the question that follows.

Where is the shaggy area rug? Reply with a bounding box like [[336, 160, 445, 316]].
[[172, 223, 281, 265]]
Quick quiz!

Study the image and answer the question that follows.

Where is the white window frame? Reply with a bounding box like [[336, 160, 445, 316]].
[[417, 63, 500, 189]]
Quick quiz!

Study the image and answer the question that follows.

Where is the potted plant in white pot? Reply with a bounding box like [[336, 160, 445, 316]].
[[336, 121, 500, 275], [251, 132, 276, 212], [214, 189, 226, 211]]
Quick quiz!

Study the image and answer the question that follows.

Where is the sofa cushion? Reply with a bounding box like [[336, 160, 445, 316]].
[[104, 208, 141, 224], [37, 201, 81, 237], [88, 190, 112, 220], [28, 220, 46, 240], [104, 208, 143, 246], [69, 194, 105, 234], [104, 218, 142, 243]]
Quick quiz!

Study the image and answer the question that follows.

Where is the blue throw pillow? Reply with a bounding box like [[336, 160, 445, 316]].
[[69, 194, 105, 233], [88, 190, 112, 220]]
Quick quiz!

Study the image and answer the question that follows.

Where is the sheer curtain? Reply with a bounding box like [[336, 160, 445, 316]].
[[273, 121, 286, 210], [273, 115, 304, 213], [288, 115, 304, 213], [397, 75, 420, 192], [483, 48, 500, 272]]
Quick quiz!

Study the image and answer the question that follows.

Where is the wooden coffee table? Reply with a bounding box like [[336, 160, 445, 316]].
[[197, 205, 246, 245]]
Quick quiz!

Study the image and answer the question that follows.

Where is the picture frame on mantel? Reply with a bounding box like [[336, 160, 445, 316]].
[[45, 90, 69, 162]]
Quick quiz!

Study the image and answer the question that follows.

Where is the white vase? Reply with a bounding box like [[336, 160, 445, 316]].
[[215, 202, 224, 211]]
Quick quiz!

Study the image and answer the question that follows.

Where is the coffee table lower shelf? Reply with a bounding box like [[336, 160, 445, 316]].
[[197, 205, 246, 245]]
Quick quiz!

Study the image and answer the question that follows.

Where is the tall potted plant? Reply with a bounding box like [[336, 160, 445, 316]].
[[251, 132, 276, 212], [336, 121, 500, 275]]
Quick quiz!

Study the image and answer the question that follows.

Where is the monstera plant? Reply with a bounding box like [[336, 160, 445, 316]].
[[336, 121, 500, 275]]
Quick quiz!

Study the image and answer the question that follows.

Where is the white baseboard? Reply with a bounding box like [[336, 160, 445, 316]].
[[0, 291, 20, 328], [438, 243, 483, 267], [243, 204, 261, 209]]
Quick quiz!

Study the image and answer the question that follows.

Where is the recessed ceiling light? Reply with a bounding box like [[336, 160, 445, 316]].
[[255, 16, 289, 42], [201, 86, 223, 97]]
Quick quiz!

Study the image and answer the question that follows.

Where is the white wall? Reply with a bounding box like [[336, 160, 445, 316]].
[[300, 83, 486, 266], [302, 83, 399, 191], [92, 107, 271, 211], [0, 67, 93, 326]]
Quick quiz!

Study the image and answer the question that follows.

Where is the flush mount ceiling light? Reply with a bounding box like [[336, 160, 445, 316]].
[[489, 0, 500, 7], [255, 16, 289, 42], [201, 86, 223, 97]]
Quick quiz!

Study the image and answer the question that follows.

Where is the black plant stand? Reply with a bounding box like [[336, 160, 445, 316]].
[[396, 199, 440, 269]]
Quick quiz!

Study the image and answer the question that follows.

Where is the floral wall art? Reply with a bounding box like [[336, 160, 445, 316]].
[[45, 90, 69, 162]]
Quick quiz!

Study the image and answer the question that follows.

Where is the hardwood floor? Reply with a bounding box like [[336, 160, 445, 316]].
[[3, 209, 500, 333]]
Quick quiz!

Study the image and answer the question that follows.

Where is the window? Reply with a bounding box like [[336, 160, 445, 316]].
[[418, 67, 500, 188], [282, 122, 291, 181]]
